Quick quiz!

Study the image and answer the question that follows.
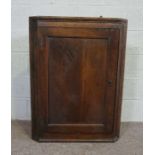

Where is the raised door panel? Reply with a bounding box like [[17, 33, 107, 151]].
[[48, 37, 108, 133]]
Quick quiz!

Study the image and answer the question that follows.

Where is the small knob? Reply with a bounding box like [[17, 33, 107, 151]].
[[107, 80, 112, 86]]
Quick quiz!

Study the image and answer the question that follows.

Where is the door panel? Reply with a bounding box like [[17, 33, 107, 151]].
[[37, 27, 119, 135], [48, 37, 108, 126]]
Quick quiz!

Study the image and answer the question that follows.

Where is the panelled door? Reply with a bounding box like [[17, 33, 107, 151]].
[[32, 20, 120, 141]]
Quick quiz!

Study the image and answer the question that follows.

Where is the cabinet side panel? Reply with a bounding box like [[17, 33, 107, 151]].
[[114, 23, 128, 137], [29, 18, 40, 140]]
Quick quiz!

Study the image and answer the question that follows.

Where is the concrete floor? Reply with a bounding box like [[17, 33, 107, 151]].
[[12, 121, 143, 155]]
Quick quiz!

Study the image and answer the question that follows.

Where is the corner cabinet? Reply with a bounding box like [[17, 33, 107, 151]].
[[29, 16, 127, 142]]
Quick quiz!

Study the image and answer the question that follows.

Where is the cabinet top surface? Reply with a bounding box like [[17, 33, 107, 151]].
[[29, 16, 127, 24]]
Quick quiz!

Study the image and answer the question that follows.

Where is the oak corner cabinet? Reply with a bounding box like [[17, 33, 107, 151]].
[[29, 16, 127, 142]]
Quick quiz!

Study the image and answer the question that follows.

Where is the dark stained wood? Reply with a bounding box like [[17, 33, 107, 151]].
[[29, 16, 127, 142]]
